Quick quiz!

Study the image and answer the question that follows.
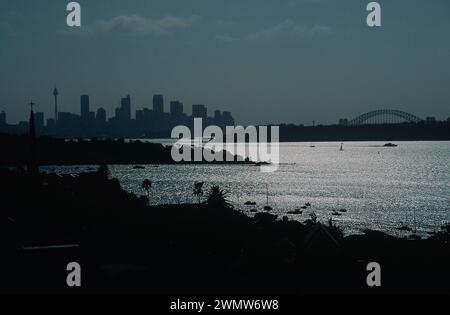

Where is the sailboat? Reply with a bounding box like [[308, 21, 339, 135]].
[[411, 209, 418, 234], [339, 143, 344, 151], [264, 184, 273, 211], [397, 210, 412, 232]]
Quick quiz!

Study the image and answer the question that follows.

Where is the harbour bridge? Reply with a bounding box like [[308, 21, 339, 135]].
[[348, 109, 423, 126]]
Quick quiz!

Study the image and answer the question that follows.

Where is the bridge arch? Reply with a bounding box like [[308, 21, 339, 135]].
[[349, 109, 423, 125]]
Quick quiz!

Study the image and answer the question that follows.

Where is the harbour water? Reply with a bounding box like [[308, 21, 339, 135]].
[[41, 141, 450, 236]]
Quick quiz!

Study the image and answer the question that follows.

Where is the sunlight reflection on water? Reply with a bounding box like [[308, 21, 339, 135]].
[[41, 141, 450, 236]]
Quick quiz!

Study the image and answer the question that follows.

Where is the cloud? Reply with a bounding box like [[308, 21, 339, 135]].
[[214, 19, 235, 27], [215, 34, 235, 43], [245, 20, 332, 41], [292, 24, 332, 37], [246, 20, 294, 41], [215, 20, 332, 43], [57, 26, 93, 37], [94, 15, 200, 36]]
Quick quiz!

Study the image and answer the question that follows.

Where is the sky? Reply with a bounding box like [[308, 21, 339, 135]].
[[0, 0, 449, 125]]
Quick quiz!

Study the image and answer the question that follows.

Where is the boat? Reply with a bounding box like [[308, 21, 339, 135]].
[[339, 209, 347, 213], [397, 225, 412, 232], [332, 211, 342, 216], [133, 165, 145, 169], [264, 184, 273, 211], [245, 201, 257, 206], [339, 143, 344, 151], [397, 211, 412, 232], [301, 206, 308, 210], [250, 209, 258, 213], [305, 202, 311, 207], [287, 209, 303, 215], [384, 143, 398, 147]]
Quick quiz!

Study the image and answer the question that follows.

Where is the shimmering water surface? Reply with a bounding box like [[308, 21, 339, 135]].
[[41, 141, 450, 236]]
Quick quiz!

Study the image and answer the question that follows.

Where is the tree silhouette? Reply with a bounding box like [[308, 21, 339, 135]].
[[193, 182, 204, 204], [206, 185, 231, 210], [97, 164, 110, 180], [310, 212, 317, 224], [141, 179, 152, 206]]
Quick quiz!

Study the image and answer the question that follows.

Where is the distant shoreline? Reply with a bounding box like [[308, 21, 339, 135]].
[[2, 121, 449, 142], [0, 133, 258, 167]]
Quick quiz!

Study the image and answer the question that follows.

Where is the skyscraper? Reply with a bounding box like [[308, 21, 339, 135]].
[[80, 95, 90, 119], [170, 101, 183, 117], [121, 94, 131, 121], [135, 109, 144, 122], [192, 104, 207, 119], [153, 95, 164, 114], [214, 110, 223, 126], [46, 118, 55, 129], [53, 88, 58, 122], [34, 112, 44, 130], [222, 111, 235, 126], [96, 107, 106, 124], [0, 111, 6, 126]]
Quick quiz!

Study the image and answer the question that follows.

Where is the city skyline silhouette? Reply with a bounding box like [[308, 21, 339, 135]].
[[0, 89, 236, 138], [1, 0, 450, 125], [1, 1, 450, 297]]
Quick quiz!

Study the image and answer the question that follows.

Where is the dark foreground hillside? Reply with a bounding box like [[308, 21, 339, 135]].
[[0, 133, 254, 166], [0, 167, 449, 294]]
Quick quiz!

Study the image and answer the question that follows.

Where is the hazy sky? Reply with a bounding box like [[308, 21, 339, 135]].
[[1, 0, 449, 125]]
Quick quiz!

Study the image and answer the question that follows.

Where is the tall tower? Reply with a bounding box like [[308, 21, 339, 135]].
[[120, 94, 131, 121], [53, 88, 59, 122], [153, 94, 164, 114], [28, 101, 38, 175], [80, 95, 90, 119]]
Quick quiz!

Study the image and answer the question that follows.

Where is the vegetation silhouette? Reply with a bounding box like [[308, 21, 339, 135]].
[[141, 179, 152, 206], [0, 167, 449, 294], [0, 133, 257, 167], [206, 186, 231, 210], [193, 182, 204, 204]]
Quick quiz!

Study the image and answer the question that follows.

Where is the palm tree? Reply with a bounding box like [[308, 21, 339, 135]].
[[193, 182, 204, 204], [141, 179, 152, 205], [206, 186, 231, 210]]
